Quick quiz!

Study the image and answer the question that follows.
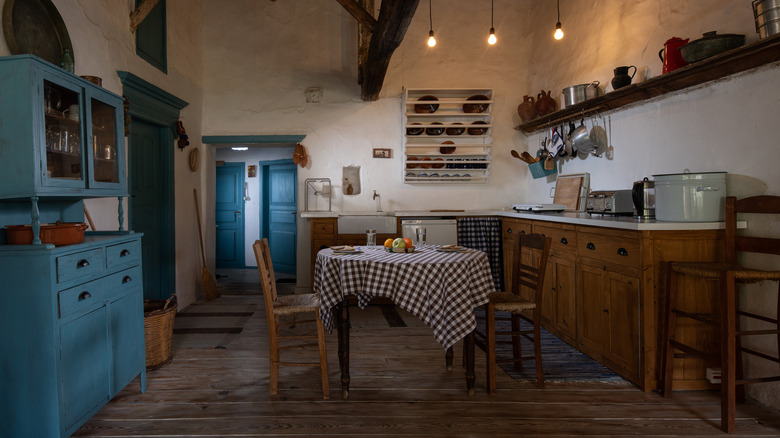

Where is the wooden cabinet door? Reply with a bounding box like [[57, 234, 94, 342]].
[[577, 261, 607, 356], [60, 306, 110, 430], [552, 256, 577, 343], [502, 218, 532, 294], [604, 268, 640, 381]]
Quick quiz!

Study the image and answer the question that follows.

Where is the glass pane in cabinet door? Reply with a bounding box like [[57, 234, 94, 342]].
[[91, 99, 119, 183], [44, 81, 82, 180]]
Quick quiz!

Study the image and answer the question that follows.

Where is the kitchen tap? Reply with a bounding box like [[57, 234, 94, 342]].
[[373, 190, 382, 212]]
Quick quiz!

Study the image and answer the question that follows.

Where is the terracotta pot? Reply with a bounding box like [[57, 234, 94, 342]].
[[517, 95, 537, 122], [5, 222, 88, 246], [535, 90, 556, 117]]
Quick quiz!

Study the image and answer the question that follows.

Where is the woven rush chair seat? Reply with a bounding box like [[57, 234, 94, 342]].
[[472, 232, 552, 394], [661, 196, 780, 433], [488, 291, 536, 313], [273, 294, 320, 315], [253, 239, 330, 399]]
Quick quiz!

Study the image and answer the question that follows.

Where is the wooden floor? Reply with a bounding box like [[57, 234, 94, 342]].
[[74, 271, 780, 437]]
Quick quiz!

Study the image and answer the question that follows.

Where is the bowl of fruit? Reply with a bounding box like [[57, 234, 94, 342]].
[[384, 237, 415, 253]]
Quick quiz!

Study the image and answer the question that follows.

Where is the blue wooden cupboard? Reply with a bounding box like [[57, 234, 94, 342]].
[[0, 55, 146, 437]]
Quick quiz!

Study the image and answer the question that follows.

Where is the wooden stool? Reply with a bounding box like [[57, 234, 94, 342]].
[[661, 196, 780, 433]]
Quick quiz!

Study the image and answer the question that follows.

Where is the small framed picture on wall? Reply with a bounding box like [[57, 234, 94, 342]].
[[373, 148, 392, 158], [247, 165, 256, 178]]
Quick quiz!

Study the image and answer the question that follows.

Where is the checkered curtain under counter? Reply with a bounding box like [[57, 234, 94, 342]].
[[457, 217, 503, 291]]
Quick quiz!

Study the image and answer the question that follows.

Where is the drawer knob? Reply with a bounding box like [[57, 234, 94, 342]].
[[77, 259, 90, 268], [120, 249, 131, 257], [507, 228, 512, 233], [122, 275, 133, 283], [78, 291, 92, 300], [617, 247, 628, 256], [521, 230, 526, 235], [586, 242, 596, 250], [560, 237, 568, 245]]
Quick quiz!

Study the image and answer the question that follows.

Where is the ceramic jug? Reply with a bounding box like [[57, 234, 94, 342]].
[[611, 65, 637, 90], [517, 95, 537, 122], [659, 37, 689, 73], [535, 90, 556, 117]]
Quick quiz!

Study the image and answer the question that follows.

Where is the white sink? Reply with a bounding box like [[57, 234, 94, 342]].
[[337, 213, 396, 234]]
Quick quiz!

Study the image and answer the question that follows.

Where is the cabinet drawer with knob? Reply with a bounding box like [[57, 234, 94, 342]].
[[502, 219, 532, 243], [107, 240, 142, 270], [577, 231, 640, 267], [534, 224, 577, 257], [58, 266, 142, 319], [56, 248, 105, 284]]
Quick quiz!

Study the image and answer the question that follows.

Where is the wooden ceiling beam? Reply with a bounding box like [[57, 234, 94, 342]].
[[336, 0, 377, 32], [360, 0, 419, 101], [129, 0, 160, 33]]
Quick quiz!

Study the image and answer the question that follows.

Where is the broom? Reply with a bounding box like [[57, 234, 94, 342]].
[[193, 188, 220, 300]]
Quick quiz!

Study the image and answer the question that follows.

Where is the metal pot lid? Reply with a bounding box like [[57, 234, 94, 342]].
[[2, 0, 74, 68]]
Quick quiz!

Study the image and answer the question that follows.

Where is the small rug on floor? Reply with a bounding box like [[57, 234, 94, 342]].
[[479, 309, 627, 384]]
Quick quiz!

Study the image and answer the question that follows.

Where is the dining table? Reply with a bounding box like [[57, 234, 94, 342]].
[[313, 244, 496, 399]]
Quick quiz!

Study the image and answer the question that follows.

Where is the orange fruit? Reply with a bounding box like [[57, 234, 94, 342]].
[[404, 238, 413, 248], [384, 238, 394, 248]]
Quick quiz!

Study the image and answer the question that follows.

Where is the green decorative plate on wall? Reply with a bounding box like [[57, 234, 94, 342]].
[[2, 0, 74, 68]]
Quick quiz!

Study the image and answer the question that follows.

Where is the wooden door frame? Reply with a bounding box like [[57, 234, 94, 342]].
[[119, 71, 187, 298]]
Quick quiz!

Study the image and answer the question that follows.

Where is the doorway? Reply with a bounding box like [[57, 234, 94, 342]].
[[120, 71, 185, 300], [215, 162, 245, 268]]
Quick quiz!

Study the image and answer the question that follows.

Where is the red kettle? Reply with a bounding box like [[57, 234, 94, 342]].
[[659, 37, 689, 74]]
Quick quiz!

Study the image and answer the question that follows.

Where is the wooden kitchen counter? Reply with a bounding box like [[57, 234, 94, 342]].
[[304, 210, 729, 392]]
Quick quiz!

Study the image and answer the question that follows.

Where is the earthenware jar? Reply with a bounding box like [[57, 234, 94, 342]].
[[611, 65, 637, 90], [517, 95, 537, 122], [535, 90, 556, 117]]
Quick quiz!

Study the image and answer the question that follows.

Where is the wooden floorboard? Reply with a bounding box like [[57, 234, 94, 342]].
[[74, 290, 780, 437]]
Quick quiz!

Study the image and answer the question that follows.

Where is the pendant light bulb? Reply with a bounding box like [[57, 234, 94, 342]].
[[427, 0, 436, 47], [488, 29, 497, 45], [554, 22, 564, 40], [554, 0, 563, 40]]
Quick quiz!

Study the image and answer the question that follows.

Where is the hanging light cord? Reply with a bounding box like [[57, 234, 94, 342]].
[[557, 0, 560, 22], [429, 0, 433, 31], [491, 0, 494, 28]]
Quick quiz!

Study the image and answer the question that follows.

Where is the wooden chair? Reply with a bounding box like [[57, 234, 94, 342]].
[[474, 232, 552, 393], [252, 239, 330, 399], [661, 196, 780, 433]]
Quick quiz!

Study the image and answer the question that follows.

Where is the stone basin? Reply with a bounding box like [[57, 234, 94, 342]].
[[337, 212, 396, 234]]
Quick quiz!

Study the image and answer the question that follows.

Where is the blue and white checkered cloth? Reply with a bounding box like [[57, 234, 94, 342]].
[[457, 217, 503, 291]]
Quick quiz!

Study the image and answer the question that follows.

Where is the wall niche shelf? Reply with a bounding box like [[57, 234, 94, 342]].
[[403, 88, 493, 184], [516, 33, 780, 134]]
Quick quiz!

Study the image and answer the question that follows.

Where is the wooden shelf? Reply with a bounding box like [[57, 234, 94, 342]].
[[516, 34, 780, 134]]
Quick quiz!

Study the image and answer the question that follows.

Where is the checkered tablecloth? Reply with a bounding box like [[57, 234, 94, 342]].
[[314, 245, 495, 350]]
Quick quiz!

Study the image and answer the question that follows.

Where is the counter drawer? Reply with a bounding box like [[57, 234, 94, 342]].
[[502, 219, 532, 242], [534, 224, 577, 257], [107, 240, 142, 270], [56, 248, 105, 284], [312, 219, 335, 237], [58, 266, 142, 319], [577, 232, 640, 267]]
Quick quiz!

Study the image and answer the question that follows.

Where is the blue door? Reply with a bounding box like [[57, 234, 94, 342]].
[[129, 118, 174, 299], [264, 161, 297, 274], [216, 163, 245, 268]]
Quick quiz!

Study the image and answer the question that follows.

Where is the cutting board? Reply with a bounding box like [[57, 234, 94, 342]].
[[553, 175, 585, 211]]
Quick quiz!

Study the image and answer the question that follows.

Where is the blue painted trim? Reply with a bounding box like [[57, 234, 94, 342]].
[[202, 135, 305, 144], [135, 0, 167, 74]]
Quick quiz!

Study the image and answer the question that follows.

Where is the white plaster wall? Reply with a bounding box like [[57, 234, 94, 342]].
[[214, 145, 295, 267], [202, 0, 780, 409], [0, 0, 206, 308]]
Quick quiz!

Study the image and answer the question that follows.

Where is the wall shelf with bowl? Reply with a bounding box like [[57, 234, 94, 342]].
[[514, 33, 780, 134], [403, 88, 493, 184]]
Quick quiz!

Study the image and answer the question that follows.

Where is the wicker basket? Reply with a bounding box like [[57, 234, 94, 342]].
[[143, 295, 177, 370]]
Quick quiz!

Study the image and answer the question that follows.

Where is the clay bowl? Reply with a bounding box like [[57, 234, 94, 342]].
[[407, 156, 419, 169], [439, 141, 456, 154], [419, 157, 432, 169], [431, 158, 445, 169], [445, 122, 465, 136], [463, 94, 490, 113], [414, 95, 439, 113], [406, 122, 423, 136], [425, 122, 444, 136], [467, 121, 488, 135]]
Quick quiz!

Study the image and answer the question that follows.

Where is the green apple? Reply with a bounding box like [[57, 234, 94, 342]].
[[392, 237, 406, 248]]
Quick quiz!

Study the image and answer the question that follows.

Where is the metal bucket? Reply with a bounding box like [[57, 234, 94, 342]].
[[754, 0, 780, 39]]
